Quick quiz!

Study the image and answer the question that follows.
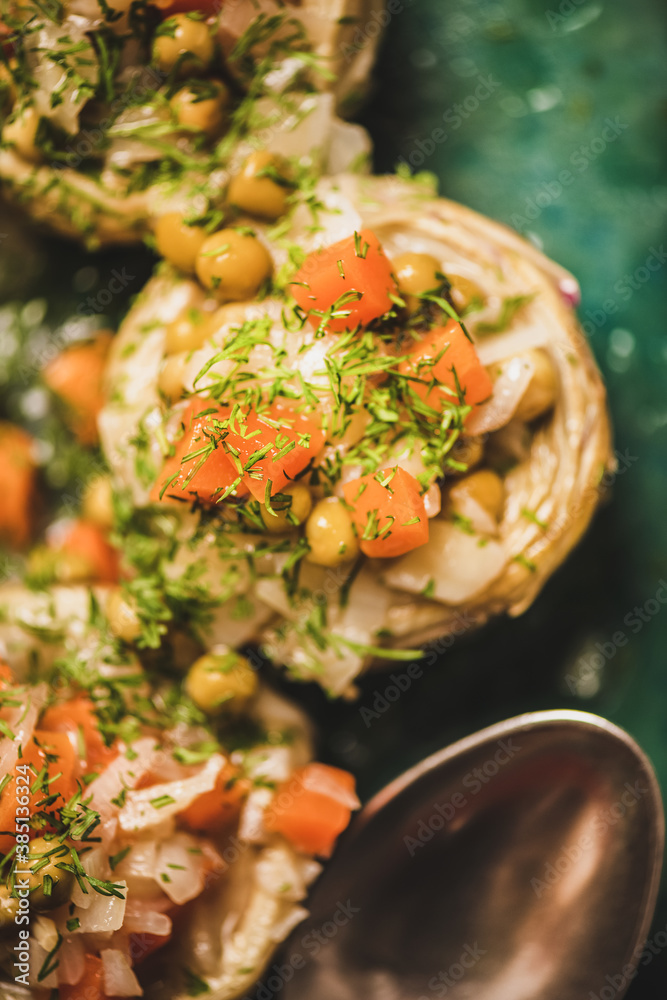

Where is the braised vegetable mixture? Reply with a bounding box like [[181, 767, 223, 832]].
[[97, 171, 577, 693], [0, 590, 357, 996]]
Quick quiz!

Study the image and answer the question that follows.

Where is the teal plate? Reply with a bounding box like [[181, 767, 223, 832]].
[[1, 0, 666, 995]]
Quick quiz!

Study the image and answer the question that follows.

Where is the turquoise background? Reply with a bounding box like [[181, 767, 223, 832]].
[[0, 0, 665, 994]]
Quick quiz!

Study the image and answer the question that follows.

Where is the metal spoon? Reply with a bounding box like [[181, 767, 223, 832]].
[[277, 709, 664, 1000]]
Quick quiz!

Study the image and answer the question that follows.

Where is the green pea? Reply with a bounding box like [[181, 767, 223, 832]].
[[23, 838, 75, 911]]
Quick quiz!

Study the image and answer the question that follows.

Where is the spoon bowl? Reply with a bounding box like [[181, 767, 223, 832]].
[[279, 710, 664, 1000]]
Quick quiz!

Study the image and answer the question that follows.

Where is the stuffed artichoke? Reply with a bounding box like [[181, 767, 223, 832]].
[[0, 0, 376, 245], [96, 172, 612, 695]]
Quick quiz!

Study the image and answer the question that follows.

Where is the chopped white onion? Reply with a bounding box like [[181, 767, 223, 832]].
[[112, 840, 162, 901], [290, 179, 363, 250], [118, 754, 224, 833], [87, 737, 158, 842], [384, 519, 507, 605], [474, 322, 551, 366], [255, 844, 315, 901], [326, 120, 372, 174], [450, 492, 500, 537], [57, 935, 86, 986], [423, 483, 442, 518], [245, 746, 296, 785], [123, 900, 173, 937], [154, 832, 222, 906], [238, 787, 274, 844], [207, 592, 275, 651], [245, 93, 335, 164], [0, 682, 45, 776], [101, 949, 143, 998], [74, 882, 127, 933], [33, 916, 59, 953], [29, 19, 98, 134], [467, 354, 536, 435], [260, 565, 393, 695]]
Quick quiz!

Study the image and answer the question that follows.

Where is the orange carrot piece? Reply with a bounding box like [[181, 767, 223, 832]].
[[343, 466, 429, 558], [0, 422, 36, 548], [227, 399, 325, 501], [179, 762, 250, 835], [0, 730, 78, 852], [152, 397, 324, 505], [264, 763, 357, 857], [399, 319, 492, 416], [40, 696, 118, 775], [151, 400, 246, 505], [44, 333, 113, 445], [54, 519, 120, 583], [291, 229, 397, 333]]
